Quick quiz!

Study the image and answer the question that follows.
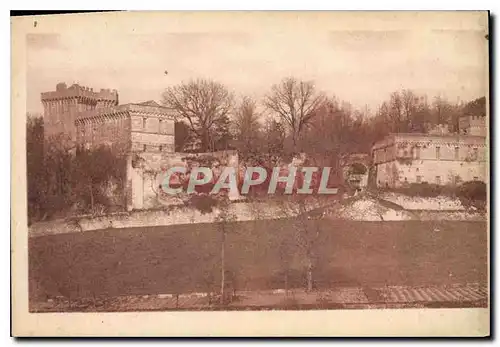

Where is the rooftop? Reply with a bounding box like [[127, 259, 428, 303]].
[[41, 82, 118, 101], [372, 132, 486, 150], [133, 100, 162, 107]]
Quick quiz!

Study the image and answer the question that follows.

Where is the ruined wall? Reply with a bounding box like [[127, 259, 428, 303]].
[[127, 150, 240, 210]]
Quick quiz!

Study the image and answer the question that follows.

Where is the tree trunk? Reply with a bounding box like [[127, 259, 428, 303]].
[[306, 258, 313, 292], [89, 177, 94, 212], [220, 228, 226, 305], [284, 270, 289, 297], [292, 131, 298, 153], [200, 130, 210, 152]]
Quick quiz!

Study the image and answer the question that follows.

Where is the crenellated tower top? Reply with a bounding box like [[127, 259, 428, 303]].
[[41, 82, 119, 107]]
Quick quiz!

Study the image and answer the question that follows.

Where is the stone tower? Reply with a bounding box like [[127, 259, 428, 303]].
[[41, 82, 119, 145]]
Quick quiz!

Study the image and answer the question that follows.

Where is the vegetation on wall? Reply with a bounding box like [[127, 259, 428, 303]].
[[26, 115, 127, 224], [457, 181, 487, 210]]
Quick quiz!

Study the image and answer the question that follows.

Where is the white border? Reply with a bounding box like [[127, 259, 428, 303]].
[[6, 5, 497, 345]]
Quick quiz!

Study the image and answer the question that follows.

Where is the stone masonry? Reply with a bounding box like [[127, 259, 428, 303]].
[[42, 83, 175, 153], [42, 82, 177, 211], [41, 82, 119, 144], [372, 133, 487, 188]]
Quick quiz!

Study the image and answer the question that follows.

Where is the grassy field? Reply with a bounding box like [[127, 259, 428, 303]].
[[29, 219, 487, 301]]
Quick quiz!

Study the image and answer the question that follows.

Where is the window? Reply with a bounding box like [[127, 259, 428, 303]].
[[415, 146, 421, 159], [454, 147, 459, 160], [454, 175, 462, 185], [435, 176, 441, 185], [473, 148, 478, 161], [416, 175, 422, 183], [159, 145, 163, 151], [143, 144, 147, 152], [143, 117, 147, 129], [436, 146, 441, 160], [159, 119, 163, 133]]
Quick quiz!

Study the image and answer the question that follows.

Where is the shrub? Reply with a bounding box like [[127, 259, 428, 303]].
[[405, 183, 443, 197], [349, 163, 367, 175], [457, 181, 487, 210], [186, 194, 219, 214], [381, 182, 458, 198]]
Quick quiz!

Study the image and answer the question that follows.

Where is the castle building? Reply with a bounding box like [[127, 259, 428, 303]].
[[459, 113, 487, 137], [372, 117, 487, 188], [41, 82, 119, 143], [41, 83, 175, 153]]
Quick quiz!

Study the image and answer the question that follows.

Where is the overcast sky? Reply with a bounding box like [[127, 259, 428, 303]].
[[26, 12, 488, 115]]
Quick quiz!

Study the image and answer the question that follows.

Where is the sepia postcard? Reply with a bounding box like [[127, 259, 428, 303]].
[[11, 11, 490, 337]]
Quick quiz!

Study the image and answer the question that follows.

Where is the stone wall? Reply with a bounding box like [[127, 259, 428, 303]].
[[28, 200, 313, 237], [373, 133, 487, 164], [42, 83, 119, 144], [460, 114, 487, 136], [373, 133, 488, 188], [29, 218, 82, 236], [28, 196, 485, 238], [76, 111, 131, 151], [376, 159, 487, 187], [129, 105, 175, 153], [127, 150, 240, 210], [379, 192, 465, 211]]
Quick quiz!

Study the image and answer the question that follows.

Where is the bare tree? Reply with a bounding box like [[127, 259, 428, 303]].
[[214, 197, 237, 305], [274, 194, 324, 293], [382, 90, 430, 133], [433, 95, 462, 132], [233, 96, 262, 161], [162, 79, 234, 152], [174, 121, 192, 152], [389, 91, 404, 132], [262, 117, 286, 165], [299, 97, 375, 168], [264, 77, 326, 152]]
